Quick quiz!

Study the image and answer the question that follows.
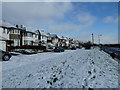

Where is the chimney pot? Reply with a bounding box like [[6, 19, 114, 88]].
[[16, 25, 18, 28]]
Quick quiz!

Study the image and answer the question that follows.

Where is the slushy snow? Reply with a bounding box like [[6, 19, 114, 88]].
[[2, 48, 119, 88]]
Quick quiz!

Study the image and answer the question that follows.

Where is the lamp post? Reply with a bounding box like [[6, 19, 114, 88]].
[[91, 33, 94, 44]]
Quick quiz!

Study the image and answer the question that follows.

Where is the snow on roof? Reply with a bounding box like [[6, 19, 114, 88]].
[[0, 19, 14, 27], [49, 34, 66, 39], [57, 35, 63, 39], [41, 31, 48, 36], [50, 34, 57, 37], [34, 30, 48, 36]]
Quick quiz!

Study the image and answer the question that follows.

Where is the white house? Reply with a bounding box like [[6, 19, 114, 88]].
[[35, 30, 48, 46], [23, 30, 39, 46], [40, 30, 48, 45], [65, 37, 70, 47], [32, 32, 39, 46], [9, 26, 21, 46], [0, 20, 14, 51], [0, 27, 9, 51]]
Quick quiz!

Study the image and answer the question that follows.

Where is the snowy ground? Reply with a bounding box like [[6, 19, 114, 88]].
[[2, 48, 119, 88]]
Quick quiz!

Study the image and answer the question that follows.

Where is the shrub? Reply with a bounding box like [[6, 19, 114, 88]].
[[83, 41, 92, 49]]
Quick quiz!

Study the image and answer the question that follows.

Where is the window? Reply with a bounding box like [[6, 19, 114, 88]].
[[11, 39, 14, 46], [15, 29, 20, 34], [11, 29, 14, 34], [24, 40, 28, 45], [11, 39, 20, 46], [30, 41, 33, 45], [15, 39, 20, 46], [25, 33, 27, 37], [18, 30, 20, 34], [27, 33, 33, 37], [7, 29, 9, 34], [3, 28, 6, 33], [35, 35, 37, 38]]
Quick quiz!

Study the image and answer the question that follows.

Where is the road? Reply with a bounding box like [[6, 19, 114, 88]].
[[101, 46, 120, 60], [2, 48, 119, 88]]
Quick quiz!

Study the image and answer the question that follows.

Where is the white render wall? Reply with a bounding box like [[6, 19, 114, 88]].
[[23, 34, 39, 45], [23, 36, 33, 45], [33, 34, 39, 45], [0, 27, 9, 51], [0, 27, 9, 40], [66, 40, 69, 47], [0, 41, 6, 51], [41, 35, 47, 43]]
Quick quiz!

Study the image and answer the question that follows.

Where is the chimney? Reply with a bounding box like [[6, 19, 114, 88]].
[[21, 25, 23, 28], [16, 25, 18, 28]]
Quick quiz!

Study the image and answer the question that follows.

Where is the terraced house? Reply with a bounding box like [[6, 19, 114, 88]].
[[9, 25, 23, 46], [48, 34, 59, 46], [0, 20, 81, 51], [35, 30, 48, 46], [0, 20, 15, 51], [0, 26, 10, 51], [23, 30, 39, 46]]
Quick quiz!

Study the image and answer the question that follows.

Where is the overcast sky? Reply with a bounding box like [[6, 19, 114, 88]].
[[2, 2, 118, 44]]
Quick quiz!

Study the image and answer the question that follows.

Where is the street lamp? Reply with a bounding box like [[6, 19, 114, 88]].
[[91, 33, 94, 44]]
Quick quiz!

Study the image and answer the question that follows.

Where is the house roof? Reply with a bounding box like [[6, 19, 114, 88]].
[[0, 20, 27, 32], [57, 35, 63, 39], [35, 30, 48, 36], [49, 34, 64, 39], [40, 30, 49, 36], [25, 31, 39, 35], [50, 34, 57, 38]]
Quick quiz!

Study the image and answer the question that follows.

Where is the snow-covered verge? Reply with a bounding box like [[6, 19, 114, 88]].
[[2, 48, 119, 88]]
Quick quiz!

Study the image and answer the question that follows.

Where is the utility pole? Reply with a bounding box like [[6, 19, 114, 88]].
[[91, 33, 94, 44]]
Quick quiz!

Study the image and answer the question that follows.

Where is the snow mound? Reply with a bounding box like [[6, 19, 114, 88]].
[[2, 48, 119, 88]]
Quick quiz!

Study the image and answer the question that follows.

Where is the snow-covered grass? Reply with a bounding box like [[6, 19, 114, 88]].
[[2, 48, 119, 88]]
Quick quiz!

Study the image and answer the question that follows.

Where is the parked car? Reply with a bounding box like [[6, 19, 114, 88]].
[[0, 50, 12, 61], [54, 46, 65, 52], [45, 43, 55, 52], [70, 46, 76, 50], [76, 46, 82, 49]]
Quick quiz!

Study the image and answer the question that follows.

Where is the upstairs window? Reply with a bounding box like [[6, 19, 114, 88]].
[[7, 29, 9, 34], [25, 33, 27, 36], [3, 28, 6, 33], [35, 35, 38, 38], [11, 29, 14, 34], [14, 29, 20, 34]]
